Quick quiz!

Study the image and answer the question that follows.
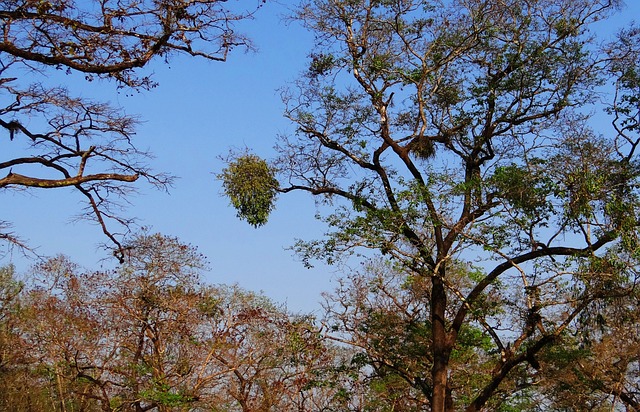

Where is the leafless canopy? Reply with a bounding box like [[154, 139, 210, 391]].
[[0, 0, 258, 260]]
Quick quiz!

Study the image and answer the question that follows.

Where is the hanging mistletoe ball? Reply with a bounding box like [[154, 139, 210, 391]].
[[220, 154, 279, 227]]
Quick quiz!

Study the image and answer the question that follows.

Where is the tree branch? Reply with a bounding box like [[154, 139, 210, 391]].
[[0, 172, 138, 189]]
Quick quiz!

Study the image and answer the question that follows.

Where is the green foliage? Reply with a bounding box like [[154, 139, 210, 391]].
[[367, 53, 393, 75], [554, 17, 580, 37], [220, 154, 279, 227], [548, 134, 640, 231], [0, 265, 23, 317], [309, 53, 337, 77], [542, 344, 591, 367], [490, 163, 552, 218], [454, 325, 493, 355], [141, 382, 195, 407], [495, 391, 538, 412]]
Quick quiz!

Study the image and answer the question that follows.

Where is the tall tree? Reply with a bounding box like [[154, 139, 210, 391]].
[[222, 0, 640, 410], [0, 0, 259, 260]]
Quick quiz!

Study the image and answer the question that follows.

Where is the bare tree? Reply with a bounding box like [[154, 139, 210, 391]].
[[0, 233, 345, 411], [0, 0, 260, 260]]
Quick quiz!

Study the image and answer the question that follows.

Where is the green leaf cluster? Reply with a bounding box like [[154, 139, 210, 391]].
[[220, 154, 279, 227], [490, 163, 552, 218], [140, 381, 195, 407], [309, 53, 337, 77]]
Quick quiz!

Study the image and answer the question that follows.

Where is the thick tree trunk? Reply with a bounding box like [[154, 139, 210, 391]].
[[431, 275, 451, 412]]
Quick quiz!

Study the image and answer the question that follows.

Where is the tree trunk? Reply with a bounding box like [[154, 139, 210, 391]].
[[431, 275, 451, 412]]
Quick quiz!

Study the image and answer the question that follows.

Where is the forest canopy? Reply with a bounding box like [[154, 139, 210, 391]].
[[223, 0, 640, 410], [1, 0, 640, 411]]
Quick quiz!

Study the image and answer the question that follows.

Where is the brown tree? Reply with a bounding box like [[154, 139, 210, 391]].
[[0, 233, 344, 411], [532, 286, 640, 411]]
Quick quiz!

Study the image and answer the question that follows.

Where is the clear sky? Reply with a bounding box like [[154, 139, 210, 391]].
[[2, 0, 639, 313]]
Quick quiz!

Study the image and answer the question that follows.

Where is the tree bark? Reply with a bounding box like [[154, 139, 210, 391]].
[[0, 172, 138, 188], [431, 274, 451, 412]]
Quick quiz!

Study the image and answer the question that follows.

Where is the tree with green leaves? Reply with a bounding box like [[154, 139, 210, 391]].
[[222, 0, 640, 410], [0, 0, 261, 260]]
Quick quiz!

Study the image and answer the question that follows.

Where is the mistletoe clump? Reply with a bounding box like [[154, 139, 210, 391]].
[[220, 154, 279, 227]]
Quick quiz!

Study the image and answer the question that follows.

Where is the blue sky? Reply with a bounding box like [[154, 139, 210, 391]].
[[3, 1, 336, 313], [2, 1, 640, 313]]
